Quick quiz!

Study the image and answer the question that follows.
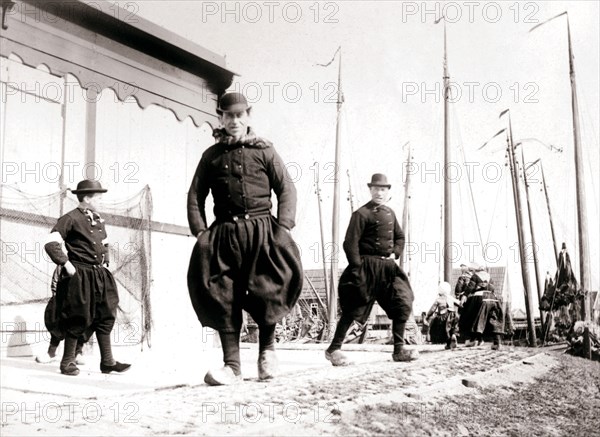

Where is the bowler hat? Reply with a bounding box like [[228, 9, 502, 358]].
[[70, 179, 107, 195], [217, 92, 251, 114], [367, 173, 391, 188]]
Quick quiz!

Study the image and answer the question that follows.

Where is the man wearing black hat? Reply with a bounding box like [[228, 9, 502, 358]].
[[187, 92, 303, 385], [325, 173, 418, 365], [44, 179, 130, 376]]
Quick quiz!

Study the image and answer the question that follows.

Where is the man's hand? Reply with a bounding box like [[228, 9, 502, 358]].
[[64, 261, 76, 276]]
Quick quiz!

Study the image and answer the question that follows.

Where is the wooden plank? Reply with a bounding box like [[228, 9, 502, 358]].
[[84, 87, 97, 180], [0, 207, 191, 236]]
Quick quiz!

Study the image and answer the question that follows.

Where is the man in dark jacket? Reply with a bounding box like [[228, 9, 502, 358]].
[[187, 92, 303, 385], [325, 174, 418, 365], [44, 180, 130, 376]]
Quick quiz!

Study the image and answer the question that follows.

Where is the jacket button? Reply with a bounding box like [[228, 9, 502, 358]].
[[225, 165, 228, 169]]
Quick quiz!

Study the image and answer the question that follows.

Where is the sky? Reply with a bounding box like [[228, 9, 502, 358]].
[[127, 0, 599, 312]]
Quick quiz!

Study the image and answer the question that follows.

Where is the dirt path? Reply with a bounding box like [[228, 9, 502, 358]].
[[2, 346, 596, 436]]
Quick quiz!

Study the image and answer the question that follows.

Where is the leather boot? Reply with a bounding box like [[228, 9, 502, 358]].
[[258, 325, 277, 380], [60, 335, 79, 376]]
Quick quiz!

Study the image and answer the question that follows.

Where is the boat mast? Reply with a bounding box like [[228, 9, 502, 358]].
[[531, 11, 591, 355], [314, 164, 329, 314], [442, 22, 452, 283], [521, 147, 545, 337], [346, 169, 355, 213], [329, 47, 343, 338], [566, 17, 591, 327], [503, 110, 537, 346], [527, 159, 559, 265], [401, 142, 411, 273]]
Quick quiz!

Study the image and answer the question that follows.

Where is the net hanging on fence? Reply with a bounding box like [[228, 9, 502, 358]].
[[0, 184, 153, 347]]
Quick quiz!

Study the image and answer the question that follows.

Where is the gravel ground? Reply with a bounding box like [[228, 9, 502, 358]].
[[2, 346, 597, 436], [342, 352, 600, 437]]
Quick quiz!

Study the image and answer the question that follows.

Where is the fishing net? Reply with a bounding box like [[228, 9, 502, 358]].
[[0, 184, 153, 347]]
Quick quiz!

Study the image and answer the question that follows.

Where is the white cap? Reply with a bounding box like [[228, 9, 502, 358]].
[[438, 281, 451, 295]]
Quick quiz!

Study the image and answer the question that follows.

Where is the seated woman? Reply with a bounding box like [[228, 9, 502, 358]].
[[426, 282, 460, 349]]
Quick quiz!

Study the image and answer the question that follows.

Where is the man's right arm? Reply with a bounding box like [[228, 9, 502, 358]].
[[187, 157, 210, 238], [44, 215, 76, 275], [342, 211, 365, 268]]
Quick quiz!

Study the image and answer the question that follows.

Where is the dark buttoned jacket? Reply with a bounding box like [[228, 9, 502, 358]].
[[187, 136, 297, 236], [45, 208, 109, 265], [343, 201, 405, 267]]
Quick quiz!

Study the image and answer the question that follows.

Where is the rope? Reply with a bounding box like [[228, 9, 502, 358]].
[[485, 163, 505, 247], [452, 103, 486, 264]]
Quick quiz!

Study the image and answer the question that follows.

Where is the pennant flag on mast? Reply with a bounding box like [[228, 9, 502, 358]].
[[529, 11, 568, 33], [315, 47, 344, 105], [315, 46, 340, 67], [479, 128, 506, 150]]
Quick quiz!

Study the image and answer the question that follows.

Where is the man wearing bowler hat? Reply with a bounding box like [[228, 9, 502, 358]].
[[44, 179, 130, 376], [187, 92, 303, 385], [325, 173, 418, 365]]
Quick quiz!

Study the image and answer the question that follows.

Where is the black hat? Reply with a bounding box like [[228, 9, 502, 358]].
[[217, 92, 251, 114], [367, 173, 391, 188], [70, 179, 107, 195]]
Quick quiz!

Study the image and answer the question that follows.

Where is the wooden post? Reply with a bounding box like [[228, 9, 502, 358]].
[[84, 87, 98, 180], [59, 76, 69, 215]]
